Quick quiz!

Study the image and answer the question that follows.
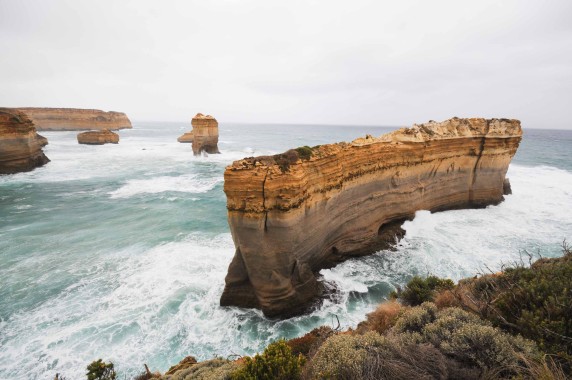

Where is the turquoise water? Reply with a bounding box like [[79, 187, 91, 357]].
[[1, 122, 571, 379]]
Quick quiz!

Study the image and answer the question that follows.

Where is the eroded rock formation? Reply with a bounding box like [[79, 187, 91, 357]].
[[0, 108, 49, 174], [17, 107, 132, 131], [77, 129, 119, 145], [177, 131, 194, 143], [191, 113, 219, 155], [220, 117, 523, 317]]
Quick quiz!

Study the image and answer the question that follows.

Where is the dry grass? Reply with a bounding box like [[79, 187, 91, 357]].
[[356, 300, 403, 335]]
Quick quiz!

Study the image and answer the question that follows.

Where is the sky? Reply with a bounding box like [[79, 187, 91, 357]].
[[1, 0, 571, 128]]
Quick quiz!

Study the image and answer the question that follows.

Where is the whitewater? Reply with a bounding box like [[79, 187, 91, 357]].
[[0, 122, 571, 379]]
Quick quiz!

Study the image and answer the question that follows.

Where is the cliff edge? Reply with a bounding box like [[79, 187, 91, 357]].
[[17, 107, 132, 131], [0, 108, 50, 174], [220, 117, 522, 317]]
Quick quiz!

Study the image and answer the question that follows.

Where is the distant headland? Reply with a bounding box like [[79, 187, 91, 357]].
[[15, 107, 132, 131]]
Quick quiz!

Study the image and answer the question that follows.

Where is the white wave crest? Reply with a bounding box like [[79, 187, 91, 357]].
[[108, 175, 222, 199]]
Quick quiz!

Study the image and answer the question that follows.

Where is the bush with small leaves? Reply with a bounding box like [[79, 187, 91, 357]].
[[394, 276, 455, 306], [295, 146, 313, 161], [392, 302, 437, 334], [86, 359, 116, 380], [440, 323, 537, 371], [161, 358, 237, 380], [231, 340, 305, 380], [305, 332, 388, 379]]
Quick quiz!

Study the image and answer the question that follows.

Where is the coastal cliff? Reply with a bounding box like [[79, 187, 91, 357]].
[[77, 129, 119, 145], [190, 113, 219, 155], [0, 108, 50, 174], [17, 107, 132, 131], [220, 117, 523, 317]]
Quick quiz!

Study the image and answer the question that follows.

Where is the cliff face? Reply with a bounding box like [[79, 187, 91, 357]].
[[77, 129, 119, 145], [0, 108, 50, 174], [17, 108, 132, 131], [191, 113, 219, 155], [220, 117, 523, 317]]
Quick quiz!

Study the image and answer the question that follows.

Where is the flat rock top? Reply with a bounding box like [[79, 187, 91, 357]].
[[192, 113, 216, 121], [231, 117, 522, 170]]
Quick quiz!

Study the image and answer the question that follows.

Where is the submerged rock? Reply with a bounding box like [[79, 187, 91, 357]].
[[0, 108, 49, 174], [77, 129, 119, 145], [220, 117, 523, 318], [190, 113, 219, 155]]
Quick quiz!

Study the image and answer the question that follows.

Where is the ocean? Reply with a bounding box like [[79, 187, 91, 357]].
[[1, 122, 571, 379]]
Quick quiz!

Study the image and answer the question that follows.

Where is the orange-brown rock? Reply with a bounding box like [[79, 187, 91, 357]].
[[0, 108, 49, 174], [77, 129, 119, 145], [177, 131, 194, 143], [17, 107, 132, 131], [220, 117, 523, 317], [191, 113, 219, 155]]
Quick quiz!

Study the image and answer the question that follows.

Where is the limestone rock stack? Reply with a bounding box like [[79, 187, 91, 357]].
[[77, 129, 120, 145], [17, 108, 132, 131], [220, 117, 523, 317], [190, 113, 219, 155], [177, 131, 194, 143], [0, 108, 50, 174]]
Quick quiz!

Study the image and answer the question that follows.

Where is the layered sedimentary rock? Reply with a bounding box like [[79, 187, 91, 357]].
[[191, 113, 219, 155], [177, 131, 194, 143], [220, 117, 522, 317], [0, 108, 50, 174], [77, 129, 119, 145], [17, 107, 132, 131]]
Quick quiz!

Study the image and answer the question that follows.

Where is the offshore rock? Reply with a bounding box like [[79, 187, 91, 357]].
[[177, 131, 194, 143], [191, 113, 220, 155], [0, 108, 49, 174], [77, 129, 119, 145], [220, 117, 523, 317], [17, 107, 132, 131]]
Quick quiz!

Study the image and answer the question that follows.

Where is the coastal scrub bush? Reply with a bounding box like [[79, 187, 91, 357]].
[[356, 299, 403, 334], [305, 331, 451, 380], [287, 326, 334, 358], [387, 303, 537, 376], [273, 149, 299, 172], [162, 358, 237, 380], [392, 302, 437, 333], [304, 332, 387, 379], [452, 244, 572, 370], [295, 146, 313, 161], [392, 275, 455, 306], [231, 340, 305, 380], [86, 359, 116, 380]]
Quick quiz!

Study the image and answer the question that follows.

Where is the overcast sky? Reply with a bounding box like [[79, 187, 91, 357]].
[[1, 0, 571, 128]]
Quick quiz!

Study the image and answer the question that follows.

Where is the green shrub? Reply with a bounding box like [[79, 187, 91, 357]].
[[305, 332, 388, 379], [162, 358, 237, 380], [388, 304, 537, 375], [392, 302, 437, 334], [306, 331, 451, 380], [295, 146, 313, 161], [459, 244, 572, 370], [393, 275, 455, 306], [231, 340, 305, 380], [86, 359, 116, 380]]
